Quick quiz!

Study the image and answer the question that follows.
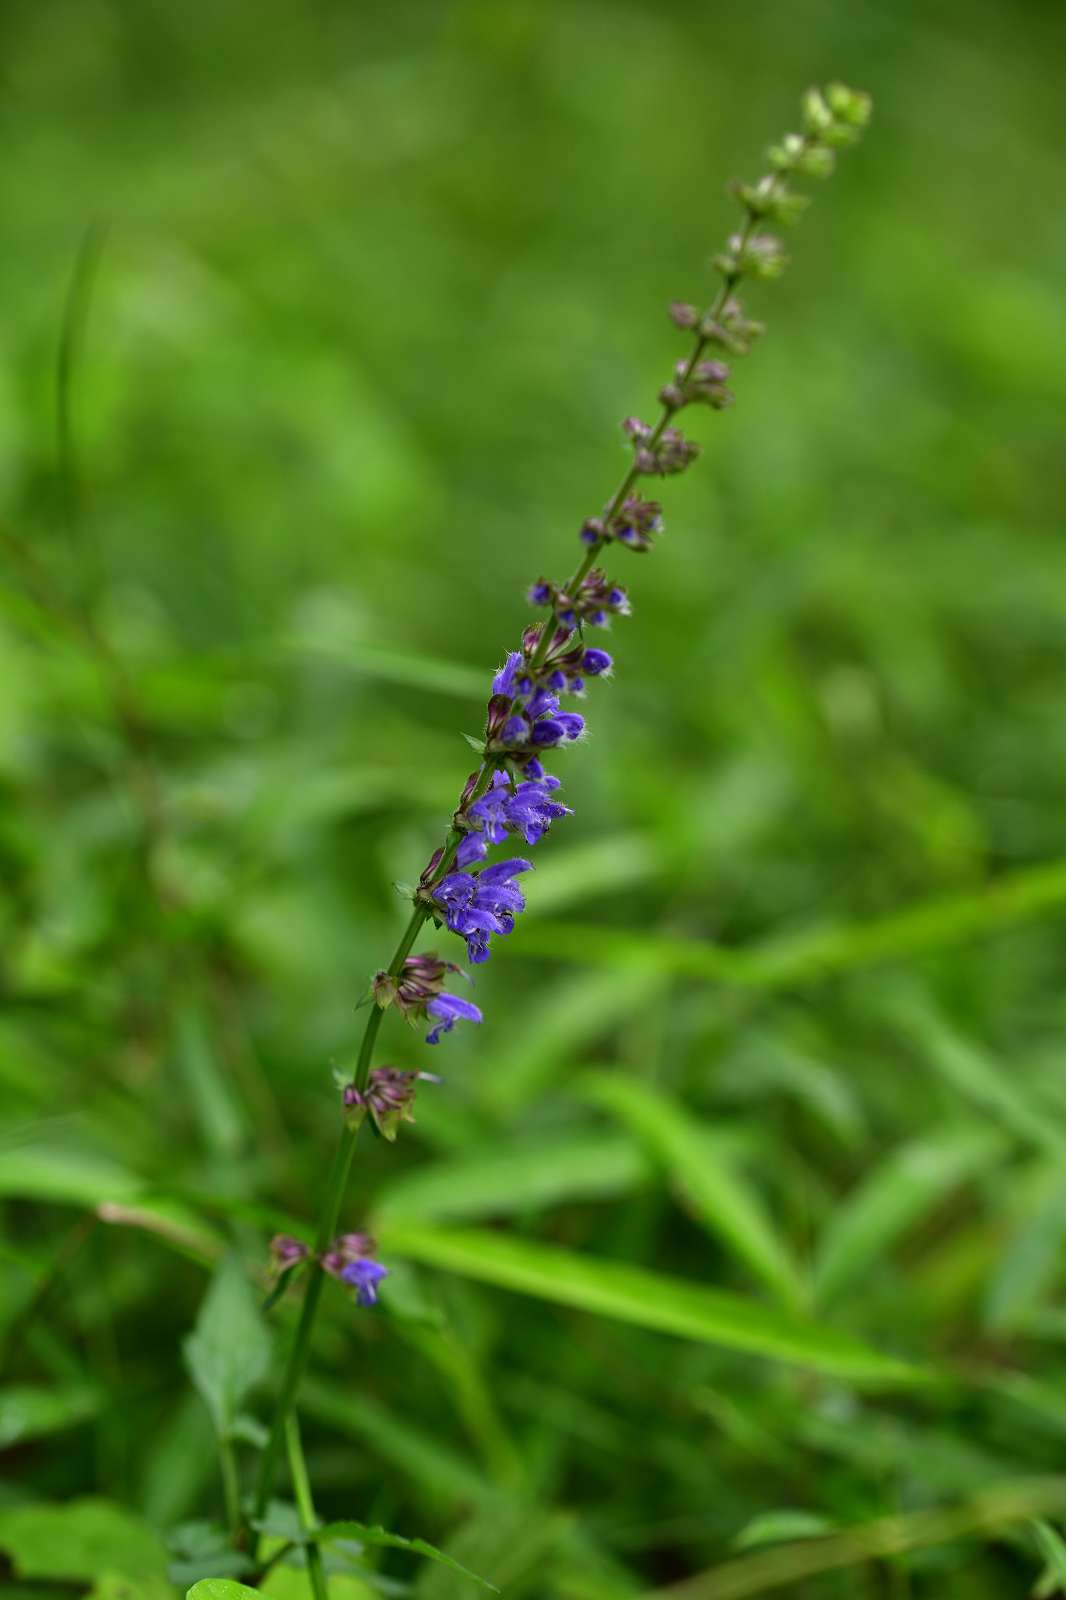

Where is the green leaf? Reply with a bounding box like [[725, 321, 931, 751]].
[[183, 1253, 270, 1439], [581, 1074, 806, 1311], [168, 1520, 254, 1586], [262, 1571, 373, 1600], [984, 1176, 1066, 1335], [0, 1382, 101, 1447], [516, 859, 1066, 990], [87, 1576, 174, 1600], [734, 1510, 836, 1550], [813, 1127, 1003, 1304], [662, 1478, 1066, 1599], [318, 1521, 499, 1592], [287, 632, 487, 700], [186, 1582, 265, 1600], [373, 1130, 650, 1224], [252, 1501, 306, 1541], [0, 1140, 141, 1206], [0, 1498, 168, 1584], [411, 1507, 570, 1598], [482, 968, 673, 1116], [891, 998, 1066, 1163], [1032, 1519, 1066, 1598], [380, 1224, 925, 1386], [175, 1003, 248, 1160]]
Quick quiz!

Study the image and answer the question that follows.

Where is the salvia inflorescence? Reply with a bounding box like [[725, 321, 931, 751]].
[[265, 82, 871, 1314]]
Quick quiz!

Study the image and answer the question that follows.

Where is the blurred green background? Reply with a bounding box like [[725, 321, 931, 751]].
[[3, 0, 1066, 1595]]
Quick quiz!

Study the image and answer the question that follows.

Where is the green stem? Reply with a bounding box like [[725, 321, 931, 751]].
[[253, 156, 788, 1552], [285, 1411, 329, 1600], [220, 1434, 242, 1543], [254, 904, 426, 1526]]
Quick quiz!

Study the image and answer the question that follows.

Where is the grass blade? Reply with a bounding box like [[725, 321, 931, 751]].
[[581, 1074, 806, 1311], [380, 1224, 924, 1386], [814, 1127, 1004, 1305]]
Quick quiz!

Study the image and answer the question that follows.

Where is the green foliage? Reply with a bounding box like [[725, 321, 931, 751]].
[[186, 1583, 263, 1600], [1, 2, 1065, 1597], [381, 1222, 923, 1384], [581, 1072, 806, 1309], [183, 1255, 270, 1440], [317, 1521, 499, 1591], [0, 1498, 168, 1587]]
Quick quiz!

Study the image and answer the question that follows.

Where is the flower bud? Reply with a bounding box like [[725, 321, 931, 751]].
[[767, 132, 806, 172], [735, 232, 788, 280], [826, 82, 872, 127], [735, 175, 777, 217], [622, 416, 652, 443], [669, 301, 699, 328], [797, 143, 835, 179], [269, 1235, 310, 1276], [372, 971, 398, 1009], [418, 846, 444, 889], [342, 1082, 367, 1130], [801, 87, 834, 136], [766, 186, 810, 226]]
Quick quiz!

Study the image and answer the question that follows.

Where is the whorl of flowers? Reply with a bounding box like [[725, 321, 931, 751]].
[[293, 83, 872, 1311]]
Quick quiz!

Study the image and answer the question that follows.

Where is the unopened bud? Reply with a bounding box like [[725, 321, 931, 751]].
[[801, 87, 834, 136], [669, 301, 699, 328], [371, 971, 398, 1009], [826, 82, 872, 127]]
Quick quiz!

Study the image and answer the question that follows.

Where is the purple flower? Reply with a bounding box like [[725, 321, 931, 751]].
[[493, 652, 522, 696], [456, 832, 487, 867], [582, 648, 612, 676], [341, 1257, 389, 1307], [426, 991, 483, 1044], [468, 771, 514, 844], [505, 776, 572, 844], [466, 770, 572, 850], [432, 859, 533, 963], [321, 1229, 383, 1304], [558, 712, 585, 739]]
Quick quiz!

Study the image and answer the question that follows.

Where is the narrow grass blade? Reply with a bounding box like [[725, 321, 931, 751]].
[[516, 858, 1066, 989], [581, 1074, 806, 1311], [373, 1131, 649, 1224], [644, 1478, 1066, 1599], [380, 1224, 925, 1387], [318, 1522, 498, 1592], [813, 1127, 1004, 1305]]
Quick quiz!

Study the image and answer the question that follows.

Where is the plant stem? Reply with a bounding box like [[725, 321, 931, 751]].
[[285, 1411, 330, 1600], [254, 176, 778, 1546], [220, 1434, 242, 1544], [254, 902, 427, 1526]]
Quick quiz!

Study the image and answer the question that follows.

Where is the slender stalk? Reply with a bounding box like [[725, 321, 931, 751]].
[[253, 224, 765, 1533], [219, 1435, 242, 1544], [285, 1411, 329, 1600], [254, 904, 425, 1524], [249, 84, 870, 1549]]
